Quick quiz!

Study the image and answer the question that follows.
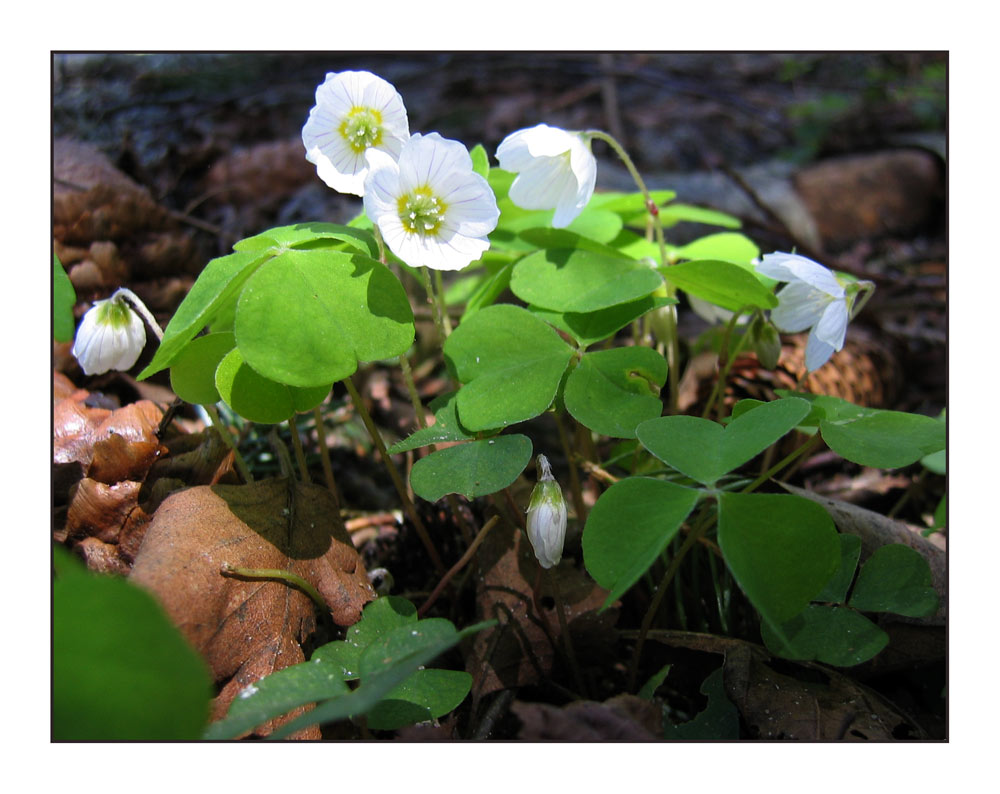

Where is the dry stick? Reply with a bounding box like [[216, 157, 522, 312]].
[[627, 507, 714, 693], [553, 411, 588, 525], [342, 375, 446, 577], [205, 404, 253, 483], [418, 515, 499, 617], [311, 405, 342, 511], [286, 417, 310, 482]]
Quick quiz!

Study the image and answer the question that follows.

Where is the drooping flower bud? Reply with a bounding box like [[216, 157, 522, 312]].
[[525, 454, 567, 569], [71, 289, 148, 375], [749, 315, 782, 370]]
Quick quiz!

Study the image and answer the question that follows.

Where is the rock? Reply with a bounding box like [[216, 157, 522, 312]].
[[793, 149, 942, 250]]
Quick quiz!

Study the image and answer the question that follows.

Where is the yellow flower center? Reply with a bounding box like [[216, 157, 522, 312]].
[[338, 106, 384, 154], [397, 186, 446, 237]]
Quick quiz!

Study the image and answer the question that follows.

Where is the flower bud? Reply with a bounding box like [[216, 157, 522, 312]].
[[749, 316, 782, 370], [71, 290, 147, 375], [525, 454, 567, 569]]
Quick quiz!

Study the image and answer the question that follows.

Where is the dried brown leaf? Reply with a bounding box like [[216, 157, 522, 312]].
[[468, 525, 618, 698], [128, 478, 375, 736], [512, 694, 661, 741]]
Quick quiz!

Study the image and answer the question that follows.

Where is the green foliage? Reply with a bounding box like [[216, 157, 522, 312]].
[[583, 477, 701, 608], [387, 392, 475, 454], [660, 259, 777, 313], [636, 398, 811, 486], [53, 253, 76, 342], [444, 304, 574, 431], [760, 540, 938, 665], [168, 331, 235, 405], [138, 224, 414, 423], [717, 492, 841, 629], [206, 596, 489, 739], [530, 294, 676, 350], [662, 666, 740, 740], [511, 248, 664, 313], [53, 547, 212, 740], [410, 435, 533, 501]]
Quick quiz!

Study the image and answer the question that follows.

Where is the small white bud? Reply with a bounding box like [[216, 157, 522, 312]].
[[71, 290, 147, 375], [525, 454, 567, 569]]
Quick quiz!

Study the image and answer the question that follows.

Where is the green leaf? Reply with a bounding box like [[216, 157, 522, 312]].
[[469, 143, 490, 179], [814, 533, 862, 604], [53, 254, 76, 342], [168, 332, 235, 405], [518, 228, 631, 258], [410, 435, 533, 501], [530, 294, 676, 349], [760, 605, 889, 667], [636, 398, 811, 485], [675, 232, 760, 264], [717, 492, 840, 627], [215, 347, 330, 424], [662, 666, 740, 740], [661, 259, 777, 312], [564, 346, 667, 438], [589, 189, 677, 223], [234, 248, 414, 387], [138, 248, 271, 379], [366, 668, 472, 730], [204, 661, 350, 740], [511, 248, 664, 313], [583, 477, 701, 608], [848, 544, 939, 617], [387, 392, 475, 454], [313, 596, 418, 680], [233, 221, 378, 259], [444, 304, 574, 431], [461, 261, 514, 318], [54, 547, 212, 740], [637, 664, 671, 701], [658, 203, 741, 229], [819, 411, 946, 469]]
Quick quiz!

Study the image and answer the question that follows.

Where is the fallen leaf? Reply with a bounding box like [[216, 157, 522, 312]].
[[642, 630, 926, 740], [128, 478, 375, 736], [467, 524, 618, 699], [512, 694, 660, 741]]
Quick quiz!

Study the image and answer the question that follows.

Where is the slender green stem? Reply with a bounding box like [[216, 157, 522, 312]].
[[585, 129, 678, 413], [420, 268, 449, 346], [702, 307, 753, 420], [343, 375, 446, 576], [205, 403, 252, 483], [434, 270, 453, 336], [553, 411, 587, 525], [628, 504, 713, 692], [741, 433, 823, 494], [312, 405, 342, 510], [286, 417, 310, 482], [398, 352, 427, 430], [418, 516, 498, 617], [113, 287, 164, 340], [220, 563, 326, 611]]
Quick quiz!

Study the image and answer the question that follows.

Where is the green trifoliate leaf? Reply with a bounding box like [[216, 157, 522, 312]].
[[444, 304, 574, 431], [760, 605, 888, 667], [53, 254, 76, 342], [660, 259, 777, 313], [511, 248, 664, 313], [847, 545, 939, 617], [410, 435, 532, 501], [214, 347, 330, 424]]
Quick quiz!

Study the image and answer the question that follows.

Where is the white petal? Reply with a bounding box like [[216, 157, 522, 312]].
[[757, 252, 844, 297], [804, 331, 837, 372], [362, 149, 402, 220], [813, 297, 849, 350], [496, 124, 573, 167], [397, 132, 471, 193], [769, 281, 831, 333]]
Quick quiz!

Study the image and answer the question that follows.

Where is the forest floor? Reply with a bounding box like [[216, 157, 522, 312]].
[[52, 52, 947, 740]]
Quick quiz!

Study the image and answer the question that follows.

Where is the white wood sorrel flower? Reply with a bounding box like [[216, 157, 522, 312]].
[[756, 252, 873, 372], [302, 71, 410, 196], [363, 133, 499, 270], [71, 290, 147, 375], [495, 123, 597, 228], [525, 455, 567, 570]]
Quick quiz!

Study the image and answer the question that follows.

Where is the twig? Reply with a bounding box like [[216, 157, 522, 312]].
[[418, 516, 499, 617]]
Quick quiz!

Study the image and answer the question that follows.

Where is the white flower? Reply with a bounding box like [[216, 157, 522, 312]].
[[496, 124, 597, 228], [302, 70, 410, 196], [525, 454, 567, 570], [756, 252, 872, 372], [363, 133, 499, 270], [72, 291, 147, 375]]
